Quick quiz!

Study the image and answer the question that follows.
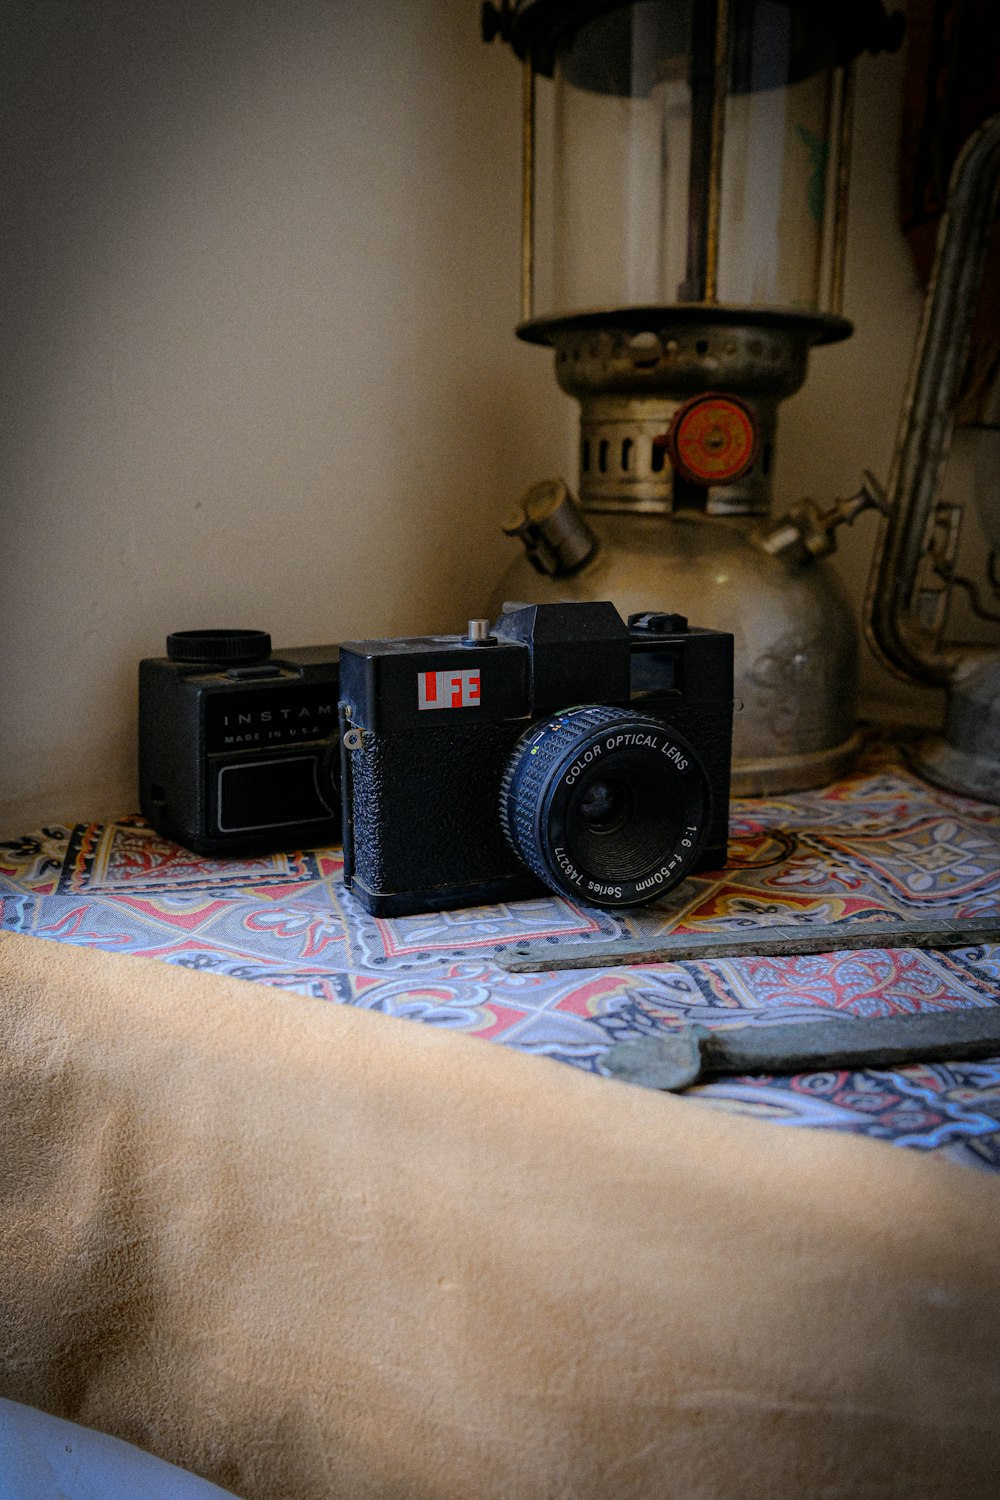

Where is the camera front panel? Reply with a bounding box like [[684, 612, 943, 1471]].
[[206, 746, 338, 843], [338, 636, 542, 914], [200, 677, 339, 847], [342, 718, 539, 913]]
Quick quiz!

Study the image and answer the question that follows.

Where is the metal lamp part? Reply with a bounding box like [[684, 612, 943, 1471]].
[[484, 0, 905, 795], [862, 113, 1000, 805]]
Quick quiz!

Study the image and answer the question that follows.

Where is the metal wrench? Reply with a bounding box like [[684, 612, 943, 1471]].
[[602, 1007, 1000, 1093]]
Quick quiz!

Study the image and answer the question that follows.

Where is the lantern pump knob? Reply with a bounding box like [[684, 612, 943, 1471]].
[[502, 478, 599, 578], [756, 471, 890, 564], [666, 395, 758, 488]]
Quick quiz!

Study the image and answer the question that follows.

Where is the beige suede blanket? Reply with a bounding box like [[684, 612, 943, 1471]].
[[1, 929, 998, 1499]]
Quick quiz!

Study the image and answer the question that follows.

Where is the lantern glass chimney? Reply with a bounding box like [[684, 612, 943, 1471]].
[[547, 0, 841, 317]]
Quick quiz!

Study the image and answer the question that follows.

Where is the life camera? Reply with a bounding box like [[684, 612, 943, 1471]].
[[337, 601, 733, 915]]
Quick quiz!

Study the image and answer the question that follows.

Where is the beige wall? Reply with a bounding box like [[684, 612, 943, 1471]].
[[0, 0, 572, 833], [0, 4, 972, 835]]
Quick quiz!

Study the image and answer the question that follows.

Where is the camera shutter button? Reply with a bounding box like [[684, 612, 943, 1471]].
[[463, 619, 498, 646]]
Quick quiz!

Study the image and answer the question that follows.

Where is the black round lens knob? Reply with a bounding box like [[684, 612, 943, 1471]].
[[166, 629, 272, 664], [500, 705, 711, 909]]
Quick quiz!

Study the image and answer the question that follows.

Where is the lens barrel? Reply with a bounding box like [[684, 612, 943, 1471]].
[[500, 705, 710, 908]]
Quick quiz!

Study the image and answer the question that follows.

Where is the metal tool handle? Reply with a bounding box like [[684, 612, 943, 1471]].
[[499, 917, 999, 973], [604, 1007, 1000, 1093], [704, 1008, 1000, 1075]]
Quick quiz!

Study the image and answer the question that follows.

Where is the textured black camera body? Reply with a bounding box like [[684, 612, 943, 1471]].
[[339, 602, 732, 916], [139, 630, 340, 855]]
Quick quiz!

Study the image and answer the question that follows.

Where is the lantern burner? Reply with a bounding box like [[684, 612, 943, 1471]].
[[521, 304, 849, 517]]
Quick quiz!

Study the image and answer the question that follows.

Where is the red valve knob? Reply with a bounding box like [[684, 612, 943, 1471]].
[[666, 394, 757, 486]]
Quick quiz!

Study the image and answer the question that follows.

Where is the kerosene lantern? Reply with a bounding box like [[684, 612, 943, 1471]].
[[483, 0, 903, 792]]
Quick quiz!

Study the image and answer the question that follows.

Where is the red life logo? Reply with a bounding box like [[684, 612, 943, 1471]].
[[417, 668, 481, 710]]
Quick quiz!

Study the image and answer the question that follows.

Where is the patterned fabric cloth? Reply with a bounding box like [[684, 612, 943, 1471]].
[[2, 737, 999, 1171]]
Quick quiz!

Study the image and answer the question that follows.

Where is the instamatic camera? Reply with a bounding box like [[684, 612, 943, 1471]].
[[139, 630, 340, 854], [338, 601, 732, 916]]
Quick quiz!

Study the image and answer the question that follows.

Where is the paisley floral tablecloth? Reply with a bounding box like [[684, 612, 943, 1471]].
[[3, 736, 999, 1171]]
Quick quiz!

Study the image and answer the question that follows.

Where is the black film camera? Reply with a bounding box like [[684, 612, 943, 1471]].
[[139, 630, 340, 855], [338, 601, 733, 916]]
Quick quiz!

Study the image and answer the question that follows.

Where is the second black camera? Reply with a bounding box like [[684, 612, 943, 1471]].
[[139, 629, 340, 855]]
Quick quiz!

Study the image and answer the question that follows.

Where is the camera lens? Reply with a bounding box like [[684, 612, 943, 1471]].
[[499, 705, 710, 908]]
